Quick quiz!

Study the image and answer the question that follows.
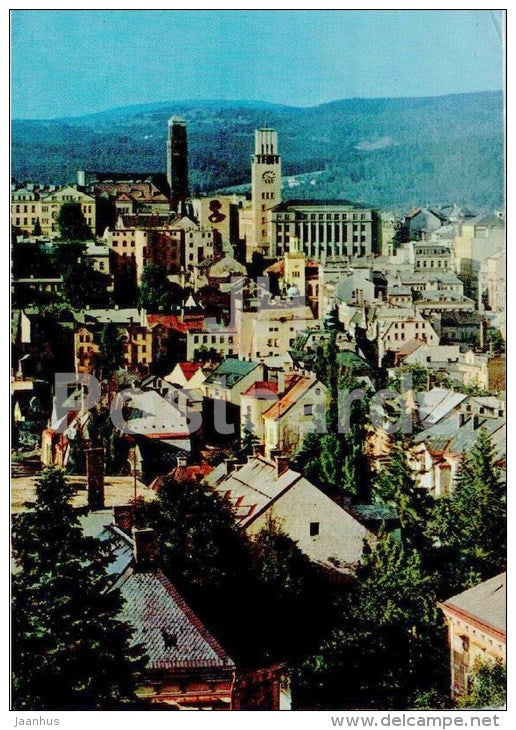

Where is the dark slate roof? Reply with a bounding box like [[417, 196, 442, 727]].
[[114, 568, 235, 671]]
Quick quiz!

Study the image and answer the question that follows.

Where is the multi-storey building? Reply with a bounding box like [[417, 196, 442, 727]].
[[269, 199, 374, 260], [74, 308, 152, 374], [414, 241, 453, 271], [39, 185, 96, 238], [439, 573, 506, 700], [240, 128, 282, 260]]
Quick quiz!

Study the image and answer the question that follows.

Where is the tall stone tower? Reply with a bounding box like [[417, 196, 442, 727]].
[[251, 128, 281, 257], [167, 116, 189, 208]]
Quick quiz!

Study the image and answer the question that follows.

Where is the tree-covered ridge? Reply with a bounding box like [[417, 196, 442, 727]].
[[12, 91, 504, 209]]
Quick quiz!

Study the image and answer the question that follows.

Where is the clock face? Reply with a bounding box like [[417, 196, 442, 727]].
[[262, 170, 276, 184]]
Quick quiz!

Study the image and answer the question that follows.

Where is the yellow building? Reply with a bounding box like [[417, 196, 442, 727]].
[[284, 234, 306, 297], [39, 185, 96, 238], [11, 186, 42, 236], [439, 573, 506, 700], [74, 309, 152, 375]]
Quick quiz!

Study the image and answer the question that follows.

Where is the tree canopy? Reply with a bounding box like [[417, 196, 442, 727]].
[[12, 468, 144, 710], [56, 202, 92, 240]]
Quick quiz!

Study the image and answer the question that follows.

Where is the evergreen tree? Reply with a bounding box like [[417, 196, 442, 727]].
[[374, 438, 434, 553], [56, 202, 91, 240], [295, 534, 448, 709], [138, 264, 181, 312], [32, 218, 42, 236], [62, 258, 109, 309], [12, 468, 144, 709], [94, 323, 126, 381], [429, 429, 506, 591], [293, 341, 372, 504]]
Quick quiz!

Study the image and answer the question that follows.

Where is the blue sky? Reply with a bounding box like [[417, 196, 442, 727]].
[[11, 9, 504, 119]]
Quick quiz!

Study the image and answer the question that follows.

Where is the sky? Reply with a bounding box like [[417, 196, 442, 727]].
[[10, 9, 504, 119]]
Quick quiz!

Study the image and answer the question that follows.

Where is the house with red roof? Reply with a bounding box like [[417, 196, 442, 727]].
[[262, 373, 326, 458], [165, 361, 207, 389]]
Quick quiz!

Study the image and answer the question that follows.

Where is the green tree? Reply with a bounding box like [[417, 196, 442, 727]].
[[295, 534, 448, 710], [62, 258, 109, 309], [429, 429, 506, 591], [142, 476, 249, 601], [293, 337, 372, 504], [458, 661, 506, 709], [94, 323, 126, 381], [32, 218, 42, 236], [138, 264, 181, 312], [56, 202, 92, 240], [12, 468, 144, 709], [389, 364, 430, 392], [374, 439, 434, 553], [241, 427, 258, 457]]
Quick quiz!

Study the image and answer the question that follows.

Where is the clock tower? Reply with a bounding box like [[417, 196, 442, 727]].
[[250, 128, 281, 258]]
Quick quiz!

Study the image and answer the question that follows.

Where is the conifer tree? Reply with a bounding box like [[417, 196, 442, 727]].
[[12, 468, 144, 710], [430, 428, 506, 590]]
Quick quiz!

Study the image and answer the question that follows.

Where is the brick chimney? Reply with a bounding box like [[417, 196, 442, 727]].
[[85, 447, 104, 510], [114, 505, 133, 534], [224, 458, 237, 474], [270, 449, 289, 477], [132, 527, 158, 571], [252, 443, 265, 457]]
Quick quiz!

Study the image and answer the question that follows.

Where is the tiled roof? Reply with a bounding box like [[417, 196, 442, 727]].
[[179, 362, 203, 380], [204, 456, 301, 527], [263, 377, 322, 421], [147, 314, 205, 333], [441, 573, 506, 637], [205, 359, 260, 388], [115, 568, 235, 670], [243, 381, 278, 397]]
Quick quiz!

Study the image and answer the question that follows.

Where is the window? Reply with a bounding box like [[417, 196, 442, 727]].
[[304, 403, 314, 416], [310, 522, 320, 537]]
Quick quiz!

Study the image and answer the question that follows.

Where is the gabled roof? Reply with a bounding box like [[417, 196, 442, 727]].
[[204, 359, 260, 388], [204, 456, 303, 527], [117, 569, 235, 670], [98, 526, 235, 672], [440, 573, 506, 638], [262, 376, 321, 421], [178, 362, 203, 380], [147, 314, 205, 333], [243, 381, 278, 397]]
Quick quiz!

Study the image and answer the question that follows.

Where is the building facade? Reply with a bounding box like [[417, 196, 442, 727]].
[[269, 200, 374, 260]]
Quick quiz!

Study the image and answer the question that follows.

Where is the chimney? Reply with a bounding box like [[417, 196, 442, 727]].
[[277, 369, 287, 394], [252, 443, 265, 457], [270, 449, 289, 477], [114, 505, 133, 534], [132, 527, 158, 571], [85, 447, 104, 510], [224, 458, 237, 474], [176, 454, 187, 468]]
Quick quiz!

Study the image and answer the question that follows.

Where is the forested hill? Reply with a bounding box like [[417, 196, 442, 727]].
[[11, 91, 504, 210]]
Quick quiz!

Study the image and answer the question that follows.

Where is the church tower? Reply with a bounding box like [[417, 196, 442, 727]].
[[250, 128, 281, 258], [167, 116, 189, 208]]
